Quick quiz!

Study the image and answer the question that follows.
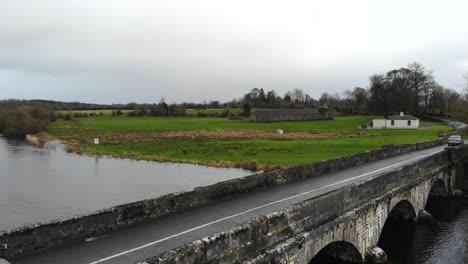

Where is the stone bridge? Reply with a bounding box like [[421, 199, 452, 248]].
[[148, 147, 467, 264], [2, 140, 467, 264]]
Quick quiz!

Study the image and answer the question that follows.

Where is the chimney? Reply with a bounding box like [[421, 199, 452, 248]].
[[400, 112, 404, 116]]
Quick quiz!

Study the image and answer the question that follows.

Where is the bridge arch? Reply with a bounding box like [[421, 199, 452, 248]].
[[385, 199, 417, 223], [376, 200, 417, 262], [308, 241, 362, 264], [428, 178, 447, 197]]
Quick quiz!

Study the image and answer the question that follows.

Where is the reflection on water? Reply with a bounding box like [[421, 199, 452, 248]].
[[379, 197, 468, 264], [0, 135, 253, 231]]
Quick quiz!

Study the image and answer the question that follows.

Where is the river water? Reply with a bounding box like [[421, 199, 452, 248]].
[[0, 136, 252, 231], [380, 197, 468, 264]]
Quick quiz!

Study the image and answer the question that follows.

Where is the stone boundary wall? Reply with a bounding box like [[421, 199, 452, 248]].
[[413, 114, 448, 123], [0, 138, 443, 258], [142, 150, 450, 264], [254, 113, 331, 122], [252, 109, 333, 122]]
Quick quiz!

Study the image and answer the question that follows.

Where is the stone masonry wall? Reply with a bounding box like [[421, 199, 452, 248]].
[[0, 139, 444, 258], [142, 151, 451, 264]]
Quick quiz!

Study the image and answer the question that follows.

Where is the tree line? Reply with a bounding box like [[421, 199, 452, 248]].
[[235, 62, 466, 119], [0, 99, 124, 111], [0, 105, 52, 138], [1, 62, 467, 123]]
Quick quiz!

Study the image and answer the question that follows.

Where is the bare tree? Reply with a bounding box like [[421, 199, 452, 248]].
[[291, 88, 305, 103], [351, 87, 369, 114], [406, 62, 438, 113], [464, 73, 468, 100]]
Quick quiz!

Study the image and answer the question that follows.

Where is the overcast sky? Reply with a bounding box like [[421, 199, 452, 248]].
[[1, 0, 468, 104]]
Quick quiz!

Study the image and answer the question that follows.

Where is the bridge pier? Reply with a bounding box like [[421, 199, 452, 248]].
[[448, 146, 468, 195], [417, 209, 433, 223], [365, 246, 388, 263]]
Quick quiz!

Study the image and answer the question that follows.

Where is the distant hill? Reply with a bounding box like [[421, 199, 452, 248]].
[[0, 99, 125, 111]]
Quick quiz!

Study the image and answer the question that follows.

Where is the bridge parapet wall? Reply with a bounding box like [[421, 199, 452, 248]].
[[143, 150, 450, 264], [445, 146, 468, 194], [0, 139, 444, 259]]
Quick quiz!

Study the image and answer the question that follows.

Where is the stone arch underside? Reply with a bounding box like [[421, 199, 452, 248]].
[[385, 200, 417, 222], [376, 200, 417, 262], [428, 178, 447, 197], [308, 241, 362, 264]]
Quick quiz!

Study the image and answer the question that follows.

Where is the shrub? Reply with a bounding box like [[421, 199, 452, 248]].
[[50, 111, 57, 122], [55, 112, 64, 119], [243, 103, 251, 116], [219, 109, 230, 118], [0, 105, 51, 138], [228, 113, 244, 120]]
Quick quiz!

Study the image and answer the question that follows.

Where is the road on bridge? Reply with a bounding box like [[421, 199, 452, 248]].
[[11, 143, 454, 264]]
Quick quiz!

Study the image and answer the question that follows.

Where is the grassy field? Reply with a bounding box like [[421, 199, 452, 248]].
[[55, 109, 133, 117], [47, 116, 375, 135], [46, 116, 450, 170]]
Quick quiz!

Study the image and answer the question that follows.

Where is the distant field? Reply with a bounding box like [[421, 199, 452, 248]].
[[55, 109, 132, 117], [57, 108, 259, 117], [49, 116, 382, 135], [185, 108, 244, 115], [46, 116, 450, 170]]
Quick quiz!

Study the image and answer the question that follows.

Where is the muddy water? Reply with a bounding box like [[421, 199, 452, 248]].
[[0, 136, 253, 230]]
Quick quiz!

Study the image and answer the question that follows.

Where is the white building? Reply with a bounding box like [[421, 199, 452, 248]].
[[371, 112, 419, 129]]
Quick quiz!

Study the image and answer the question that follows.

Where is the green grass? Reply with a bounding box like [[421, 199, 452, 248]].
[[83, 134, 440, 167], [48, 115, 448, 136], [48, 116, 386, 136], [46, 116, 451, 169]]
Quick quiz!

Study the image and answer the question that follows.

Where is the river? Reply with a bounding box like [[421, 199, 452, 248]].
[[0, 136, 252, 231], [379, 197, 468, 264]]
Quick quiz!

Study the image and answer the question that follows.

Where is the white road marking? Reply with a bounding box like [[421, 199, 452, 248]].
[[89, 150, 441, 264]]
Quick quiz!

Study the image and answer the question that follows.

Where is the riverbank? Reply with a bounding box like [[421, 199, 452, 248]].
[[45, 116, 450, 171], [25, 132, 55, 147], [0, 135, 253, 231]]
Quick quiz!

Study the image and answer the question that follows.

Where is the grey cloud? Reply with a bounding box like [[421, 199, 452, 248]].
[[1, 0, 468, 103]]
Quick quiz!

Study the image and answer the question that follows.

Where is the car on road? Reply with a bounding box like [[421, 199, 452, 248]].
[[447, 135, 464, 146]]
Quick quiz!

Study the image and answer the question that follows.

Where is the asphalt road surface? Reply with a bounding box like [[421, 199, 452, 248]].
[[11, 144, 452, 264]]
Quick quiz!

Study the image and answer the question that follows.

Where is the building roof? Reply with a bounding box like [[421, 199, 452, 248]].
[[387, 114, 419, 120], [254, 109, 320, 116]]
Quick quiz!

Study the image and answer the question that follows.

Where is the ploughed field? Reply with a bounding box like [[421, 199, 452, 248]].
[[46, 115, 450, 171]]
